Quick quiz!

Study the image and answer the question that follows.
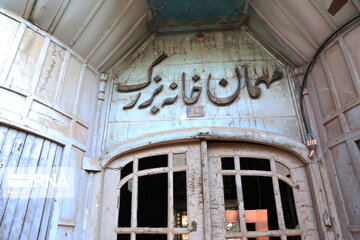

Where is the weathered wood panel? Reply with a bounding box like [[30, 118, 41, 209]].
[[7, 28, 45, 93], [35, 41, 66, 103], [56, 56, 82, 115], [0, 13, 19, 77], [77, 68, 98, 124], [0, 125, 63, 240], [307, 21, 360, 240]]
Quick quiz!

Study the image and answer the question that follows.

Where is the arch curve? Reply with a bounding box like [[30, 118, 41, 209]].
[[100, 127, 310, 168]]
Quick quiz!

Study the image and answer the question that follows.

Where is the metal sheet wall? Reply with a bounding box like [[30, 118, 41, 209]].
[[307, 20, 360, 240]]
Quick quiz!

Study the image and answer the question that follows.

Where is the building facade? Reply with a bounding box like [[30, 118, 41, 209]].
[[0, 1, 359, 239]]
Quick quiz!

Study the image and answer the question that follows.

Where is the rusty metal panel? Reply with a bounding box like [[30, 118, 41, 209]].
[[35, 41, 66, 103], [7, 28, 45, 93]]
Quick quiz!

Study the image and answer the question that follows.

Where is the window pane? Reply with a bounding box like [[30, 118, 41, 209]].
[[117, 234, 130, 240], [279, 180, 299, 229], [118, 182, 132, 227], [174, 171, 187, 227], [223, 175, 240, 232], [138, 173, 168, 227], [174, 234, 188, 240], [249, 238, 280, 240], [174, 153, 186, 167], [121, 162, 133, 179], [221, 157, 235, 170], [136, 234, 167, 240], [287, 236, 301, 240], [240, 158, 271, 171], [276, 162, 290, 178], [241, 176, 279, 230], [138, 155, 168, 170]]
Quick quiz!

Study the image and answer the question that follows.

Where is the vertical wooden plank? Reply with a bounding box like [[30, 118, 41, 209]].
[[0, 133, 34, 240], [168, 152, 174, 240], [200, 140, 212, 240], [0, 130, 26, 222], [0, 128, 19, 182], [270, 158, 286, 231], [56, 55, 82, 114], [38, 145, 63, 240], [131, 158, 138, 230], [186, 143, 205, 240], [72, 63, 87, 115], [20, 140, 52, 240], [0, 23, 26, 86], [99, 163, 118, 240], [46, 144, 71, 240], [0, 126, 10, 155], [9, 136, 45, 239], [208, 145, 226, 240], [53, 51, 70, 106], [234, 156, 247, 234]]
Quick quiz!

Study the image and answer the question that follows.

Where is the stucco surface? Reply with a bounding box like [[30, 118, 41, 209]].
[[106, 29, 303, 149]]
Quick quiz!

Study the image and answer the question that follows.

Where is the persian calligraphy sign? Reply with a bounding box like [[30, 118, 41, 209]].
[[118, 53, 283, 115]]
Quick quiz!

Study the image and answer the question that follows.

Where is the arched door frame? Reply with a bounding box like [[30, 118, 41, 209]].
[[99, 127, 342, 239]]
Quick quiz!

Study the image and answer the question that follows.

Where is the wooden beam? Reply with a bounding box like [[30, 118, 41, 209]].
[[309, 0, 338, 30], [69, 0, 106, 47], [250, 3, 309, 62], [274, 0, 319, 49], [85, 0, 136, 62], [48, 0, 71, 33], [96, 11, 147, 71], [23, 0, 36, 19]]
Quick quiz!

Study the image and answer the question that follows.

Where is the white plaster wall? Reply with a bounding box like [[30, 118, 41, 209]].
[[105, 29, 304, 149]]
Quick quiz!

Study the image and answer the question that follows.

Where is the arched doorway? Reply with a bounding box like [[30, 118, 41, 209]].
[[100, 140, 319, 240]]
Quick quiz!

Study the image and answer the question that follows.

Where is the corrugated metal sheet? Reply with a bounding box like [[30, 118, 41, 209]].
[[0, 125, 63, 240]]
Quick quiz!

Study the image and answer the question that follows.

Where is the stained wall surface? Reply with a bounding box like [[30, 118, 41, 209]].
[[0, 11, 103, 240], [105, 29, 304, 149], [306, 21, 360, 240]]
